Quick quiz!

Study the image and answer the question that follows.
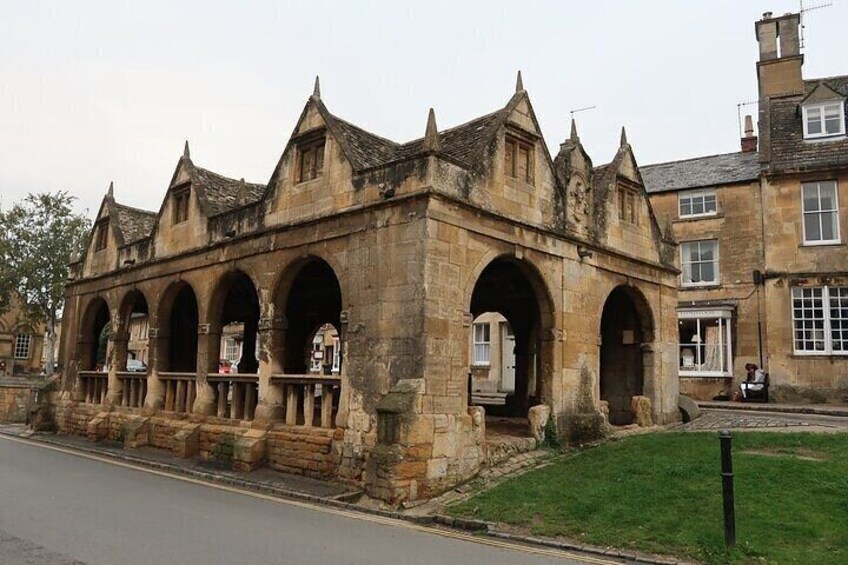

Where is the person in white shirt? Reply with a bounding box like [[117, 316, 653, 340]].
[[740, 363, 766, 399]]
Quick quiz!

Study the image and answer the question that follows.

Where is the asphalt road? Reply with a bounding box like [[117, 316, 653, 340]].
[[0, 435, 611, 565]]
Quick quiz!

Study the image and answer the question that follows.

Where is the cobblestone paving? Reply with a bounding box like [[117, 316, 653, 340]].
[[679, 410, 814, 431]]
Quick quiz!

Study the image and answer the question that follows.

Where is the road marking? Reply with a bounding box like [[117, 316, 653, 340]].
[[0, 434, 620, 564]]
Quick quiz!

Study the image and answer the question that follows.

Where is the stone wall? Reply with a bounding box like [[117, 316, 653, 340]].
[[0, 382, 33, 423]]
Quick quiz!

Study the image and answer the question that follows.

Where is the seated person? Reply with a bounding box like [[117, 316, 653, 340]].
[[740, 363, 766, 399]]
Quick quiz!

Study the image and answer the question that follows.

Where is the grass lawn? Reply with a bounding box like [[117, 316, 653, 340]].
[[449, 432, 848, 564]]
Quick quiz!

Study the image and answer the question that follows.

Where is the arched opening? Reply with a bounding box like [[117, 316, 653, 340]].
[[279, 259, 343, 375], [599, 285, 653, 425], [118, 290, 150, 371], [468, 257, 553, 432], [159, 282, 199, 373], [308, 323, 341, 376], [79, 298, 111, 371], [269, 257, 343, 428], [210, 271, 260, 375], [115, 290, 150, 408]]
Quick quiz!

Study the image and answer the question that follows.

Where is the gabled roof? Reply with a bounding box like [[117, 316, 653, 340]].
[[307, 94, 520, 173], [193, 166, 266, 217], [640, 152, 761, 194], [112, 202, 157, 245]]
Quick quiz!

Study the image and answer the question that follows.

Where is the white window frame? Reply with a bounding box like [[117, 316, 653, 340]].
[[801, 181, 841, 245], [802, 102, 846, 139], [14, 334, 31, 360], [677, 309, 733, 377], [472, 323, 491, 366], [792, 286, 848, 355], [680, 240, 720, 287], [331, 337, 341, 373], [679, 189, 718, 219]]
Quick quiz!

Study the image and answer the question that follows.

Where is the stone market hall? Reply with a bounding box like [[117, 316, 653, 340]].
[[55, 75, 680, 502]]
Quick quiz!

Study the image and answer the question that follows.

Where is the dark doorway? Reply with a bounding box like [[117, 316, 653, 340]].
[[599, 286, 651, 425], [212, 271, 260, 374], [166, 284, 198, 372], [281, 259, 342, 375], [469, 258, 550, 418], [80, 298, 110, 371]]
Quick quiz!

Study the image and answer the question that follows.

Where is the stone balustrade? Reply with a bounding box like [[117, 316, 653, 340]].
[[270, 374, 340, 428], [158, 372, 197, 414], [78, 371, 108, 404], [208, 374, 259, 421], [117, 372, 148, 408]]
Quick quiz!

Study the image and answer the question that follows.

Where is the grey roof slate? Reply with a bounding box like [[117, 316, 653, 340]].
[[766, 75, 848, 173], [194, 166, 266, 216], [640, 152, 761, 194], [324, 106, 508, 172], [113, 202, 157, 245]]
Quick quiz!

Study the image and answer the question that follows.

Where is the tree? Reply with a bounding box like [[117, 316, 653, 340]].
[[0, 192, 90, 375]]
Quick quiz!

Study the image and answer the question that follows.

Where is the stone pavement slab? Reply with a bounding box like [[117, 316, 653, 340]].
[[676, 409, 848, 432], [697, 400, 848, 417]]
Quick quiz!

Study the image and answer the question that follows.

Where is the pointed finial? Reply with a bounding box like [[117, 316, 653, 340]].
[[107, 181, 114, 198], [183, 140, 190, 159], [570, 119, 579, 143], [515, 70, 524, 93], [312, 75, 321, 99], [620, 126, 628, 147], [423, 108, 441, 152]]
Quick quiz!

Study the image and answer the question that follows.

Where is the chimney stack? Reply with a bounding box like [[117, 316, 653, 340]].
[[755, 12, 803, 98], [741, 115, 758, 153]]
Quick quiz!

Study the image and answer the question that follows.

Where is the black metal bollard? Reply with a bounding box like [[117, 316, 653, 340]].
[[719, 430, 736, 548]]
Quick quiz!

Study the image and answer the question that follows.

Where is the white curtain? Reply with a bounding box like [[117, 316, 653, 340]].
[[703, 324, 721, 371]]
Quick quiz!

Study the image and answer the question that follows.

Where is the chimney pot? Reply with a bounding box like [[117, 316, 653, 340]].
[[763, 11, 772, 19], [741, 115, 758, 153]]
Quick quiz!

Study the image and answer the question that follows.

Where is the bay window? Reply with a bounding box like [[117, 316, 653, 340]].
[[678, 309, 733, 376]]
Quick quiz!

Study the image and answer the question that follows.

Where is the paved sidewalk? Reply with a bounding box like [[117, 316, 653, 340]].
[[697, 400, 848, 417]]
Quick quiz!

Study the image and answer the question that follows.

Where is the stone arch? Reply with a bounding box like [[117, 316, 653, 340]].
[[465, 253, 556, 419], [116, 288, 151, 370], [272, 256, 344, 375], [207, 269, 261, 374], [599, 284, 654, 425], [78, 296, 112, 371], [156, 280, 199, 373]]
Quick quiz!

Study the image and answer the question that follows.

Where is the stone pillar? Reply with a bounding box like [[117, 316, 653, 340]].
[[334, 310, 350, 427], [144, 327, 165, 411], [254, 315, 285, 421], [192, 323, 217, 416], [107, 329, 129, 406], [238, 316, 259, 374]]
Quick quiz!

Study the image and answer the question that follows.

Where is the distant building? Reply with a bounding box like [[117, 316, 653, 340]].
[[643, 11, 848, 402], [0, 291, 46, 377]]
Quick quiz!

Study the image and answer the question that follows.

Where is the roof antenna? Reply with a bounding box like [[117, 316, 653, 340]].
[[799, 0, 833, 49], [569, 106, 597, 120], [736, 100, 758, 138]]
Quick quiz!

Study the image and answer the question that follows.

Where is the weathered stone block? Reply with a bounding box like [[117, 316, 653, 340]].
[[631, 395, 652, 427], [173, 424, 200, 458]]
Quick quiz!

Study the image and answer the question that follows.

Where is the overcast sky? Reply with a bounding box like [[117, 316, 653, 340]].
[[2, 1, 846, 216]]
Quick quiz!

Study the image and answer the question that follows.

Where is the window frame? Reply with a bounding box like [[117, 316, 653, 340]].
[[94, 219, 109, 252], [801, 180, 841, 246], [172, 186, 190, 224], [802, 101, 846, 139], [792, 286, 848, 355], [677, 309, 733, 377], [678, 189, 718, 219], [14, 334, 31, 360], [295, 137, 326, 184], [472, 322, 491, 366], [504, 135, 535, 185], [680, 239, 720, 287]]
